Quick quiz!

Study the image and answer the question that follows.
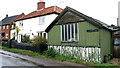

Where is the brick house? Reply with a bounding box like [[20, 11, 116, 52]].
[[0, 14, 24, 40]]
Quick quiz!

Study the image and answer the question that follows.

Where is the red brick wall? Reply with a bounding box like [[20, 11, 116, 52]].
[[0, 25, 10, 39]]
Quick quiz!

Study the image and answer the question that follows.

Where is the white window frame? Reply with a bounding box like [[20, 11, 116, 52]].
[[6, 34, 8, 38], [39, 16, 45, 24], [61, 23, 79, 42], [19, 20, 23, 27], [3, 26, 5, 29], [12, 25, 14, 28], [7, 25, 9, 29]]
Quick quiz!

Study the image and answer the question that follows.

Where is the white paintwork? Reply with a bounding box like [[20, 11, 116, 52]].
[[10, 29, 15, 39], [14, 14, 58, 42], [49, 45, 101, 63]]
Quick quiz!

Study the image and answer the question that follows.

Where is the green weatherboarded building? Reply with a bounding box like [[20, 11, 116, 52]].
[[45, 7, 114, 63]]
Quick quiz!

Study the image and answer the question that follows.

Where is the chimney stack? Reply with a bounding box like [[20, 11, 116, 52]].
[[6, 14, 8, 17], [37, 0, 45, 10]]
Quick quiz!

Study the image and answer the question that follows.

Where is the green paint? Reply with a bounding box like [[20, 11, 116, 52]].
[[99, 29, 112, 63], [47, 21, 112, 62], [78, 22, 99, 46], [48, 25, 61, 45]]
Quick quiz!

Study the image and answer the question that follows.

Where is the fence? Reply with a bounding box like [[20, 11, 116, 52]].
[[0, 39, 8, 46], [7, 39, 47, 54], [48, 45, 102, 63], [113, 45, 120, 58]]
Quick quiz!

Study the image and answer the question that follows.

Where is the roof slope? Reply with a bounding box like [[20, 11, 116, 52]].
[[15, 13, 25, 21], [45, 6, 113, 32], [2, 15, 19, 25], [0, 21, 2, 26], [18, 6, 63, 20]]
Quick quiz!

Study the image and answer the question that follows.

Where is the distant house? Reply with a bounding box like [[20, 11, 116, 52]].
[[0, 14, 22, 40], [45, 7, 114, 63], [113, 27, 120, 58], [10, 13, 25, 39], [14, 1, 63, 42]]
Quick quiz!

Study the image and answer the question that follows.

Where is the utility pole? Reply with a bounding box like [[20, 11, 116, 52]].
[[118, 1, 120, 26]]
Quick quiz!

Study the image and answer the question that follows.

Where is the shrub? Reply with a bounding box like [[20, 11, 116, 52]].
[[21, 34, 31, 43], [43, 48, 57, 57], [32, 36, 47, 46], [31, 36, 47, 53]]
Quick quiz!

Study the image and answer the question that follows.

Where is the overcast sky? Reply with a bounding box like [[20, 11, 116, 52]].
[[0, 0, 119, 25]]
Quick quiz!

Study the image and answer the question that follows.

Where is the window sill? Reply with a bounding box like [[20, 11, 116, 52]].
[[38, 23, 45, 25], [61, 41, 78, 43]]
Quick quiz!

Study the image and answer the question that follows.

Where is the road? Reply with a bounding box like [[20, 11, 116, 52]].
[[0, 54, 37, 66], [0, 50, 92, 68]]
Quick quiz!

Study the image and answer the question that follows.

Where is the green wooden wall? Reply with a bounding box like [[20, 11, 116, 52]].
[[48, 25, 61, 45], [99, 29, 112, 62], [48, 21, 112, 62]]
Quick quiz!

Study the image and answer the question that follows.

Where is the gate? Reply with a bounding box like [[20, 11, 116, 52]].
[[113, 45, 120, 58]]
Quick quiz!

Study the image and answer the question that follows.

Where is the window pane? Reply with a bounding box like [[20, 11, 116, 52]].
[[44, 33, 46, 38], [65, 25, 67, 41], [6, 34, 8, 38], [75, 23, 78, 40], [68, 24, 70, 40], [71, 24, 74, 39], [62, 25, 64, 41], [39, 17, 45, 23]]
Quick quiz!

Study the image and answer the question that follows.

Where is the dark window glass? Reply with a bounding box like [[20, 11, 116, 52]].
[[44, 33, 46, 38], [65, 25, 67, 41], [38, 33, 40, 36], [71, 24, 74, 38], [68, 24, 70, 40], [62, 25, 64, 41], [75, 23, 78, 40]]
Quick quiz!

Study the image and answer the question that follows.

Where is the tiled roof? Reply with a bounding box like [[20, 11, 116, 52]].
[[15, 13, 25, 21], [20, 6, 63, 20], [2, 15, 19, 25], [0, 21, 2, 26]]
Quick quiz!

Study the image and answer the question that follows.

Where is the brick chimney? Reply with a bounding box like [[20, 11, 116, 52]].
[[6, 14, 8, 17], [37, 1, 45, 10]]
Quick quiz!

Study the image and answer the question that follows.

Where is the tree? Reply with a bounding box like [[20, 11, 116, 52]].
[[14, 26, 20, 40]]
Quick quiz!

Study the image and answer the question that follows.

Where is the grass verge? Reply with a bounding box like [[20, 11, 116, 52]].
[[0, 46, 118, 67]]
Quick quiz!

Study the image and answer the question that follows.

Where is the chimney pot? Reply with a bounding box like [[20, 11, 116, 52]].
[[6, 14, 8, 17]]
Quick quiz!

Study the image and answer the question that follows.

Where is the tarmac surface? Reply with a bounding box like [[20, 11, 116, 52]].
[[0, 49, 93, 68]]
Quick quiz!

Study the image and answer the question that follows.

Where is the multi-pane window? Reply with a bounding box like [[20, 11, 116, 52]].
[[19, 21, 23, 27], [3, 26, 5, 29], [12, 25, 14, 28], [114, 38, 120, 45], [6, 34, 8, 38], [61, 23, 78, 41], [7, 25, 9, 29], [39, 16, 45, 23]]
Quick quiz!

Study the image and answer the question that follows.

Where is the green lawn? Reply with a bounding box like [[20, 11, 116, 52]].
[[0, 46, 119, 67]]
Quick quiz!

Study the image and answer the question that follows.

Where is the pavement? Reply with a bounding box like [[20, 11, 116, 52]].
[[0, 49, 92, 68]]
